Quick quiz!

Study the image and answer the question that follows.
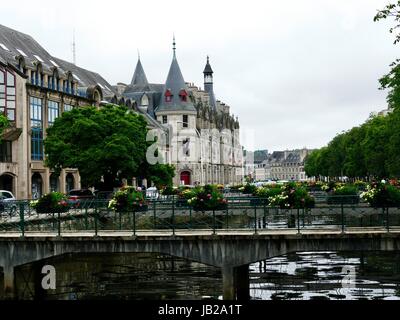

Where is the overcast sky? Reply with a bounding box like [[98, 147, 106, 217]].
[[1, 0, 398, 151]]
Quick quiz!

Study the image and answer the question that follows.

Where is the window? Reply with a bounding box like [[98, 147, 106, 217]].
[[141, 94, 149, 106], [182, 138, 190, 156], [165, 89, 172, 102], [65, 80, 70, 94], [0, 141, 12, 162], [0, 69, 16, 121], [179, 89, 187, 102], [182, 115, 188, 127], [48, 101, 59, 125], [64, 104, 73, 112], [30, 97, 43, 160], [162, 115, 167, 124], [48, 76, 54, 90]]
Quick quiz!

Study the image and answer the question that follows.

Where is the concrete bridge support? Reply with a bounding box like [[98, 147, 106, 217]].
[[3, 265, 15, 300], [222, 265, 250, 300]]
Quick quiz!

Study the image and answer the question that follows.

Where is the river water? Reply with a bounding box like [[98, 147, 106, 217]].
[[11, 251, 400, 300]]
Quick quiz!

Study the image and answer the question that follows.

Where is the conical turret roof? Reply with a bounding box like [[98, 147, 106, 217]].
[[156, 39, 196, 113], [131, 58, 149, 86]]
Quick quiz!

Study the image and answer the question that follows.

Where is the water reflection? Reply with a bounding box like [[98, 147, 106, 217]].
[[250, 251, 400, 300], [11, 251, 400, 300]]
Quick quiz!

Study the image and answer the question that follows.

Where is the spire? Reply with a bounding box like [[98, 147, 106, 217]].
[[172, 34, 176, 58], [131, 57, 149, 86], [155, 40, 196, 113], [203, 55, 216, 108], [203, 55, 213, 74]]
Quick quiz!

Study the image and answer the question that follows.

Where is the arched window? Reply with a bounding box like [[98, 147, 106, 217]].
[[179, 89, 187, 102], [0, 68, 16, 122], [66, 173, 75, 192], [31, 172, 43, 199], [141, 94, 149, 106], [165, 89, 172, 102], [50, 173, 59, 192]]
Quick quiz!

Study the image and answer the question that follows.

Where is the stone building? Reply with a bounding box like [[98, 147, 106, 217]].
[[0, 24, 243, 198], [255, 148, 313, 181], [0, 24, 166, 199], [116, 40, 243, 186], [0, 24, 121, 199]]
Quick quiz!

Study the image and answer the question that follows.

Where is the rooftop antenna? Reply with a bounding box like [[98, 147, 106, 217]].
[[72, 29, 76, 65], [137, 49, 140, 60]]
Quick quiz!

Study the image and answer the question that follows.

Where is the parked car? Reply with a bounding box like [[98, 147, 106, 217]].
[[67, 189, 95, 208], [0, 190, 17, 216]]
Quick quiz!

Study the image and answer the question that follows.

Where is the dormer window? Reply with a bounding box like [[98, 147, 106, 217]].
[[165, 89, 172, 102], [141, 94, 149, 106], [179, 89, 187, 102]]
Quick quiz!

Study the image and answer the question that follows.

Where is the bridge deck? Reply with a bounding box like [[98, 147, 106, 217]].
[[0, 227, 399, 239]]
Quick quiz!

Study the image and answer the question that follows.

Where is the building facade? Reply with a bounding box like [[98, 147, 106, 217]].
[[0, 24, 124, 199], [254, 148, 313, 181], [117, 41, 243, 186], [0, 25, 243, 198]]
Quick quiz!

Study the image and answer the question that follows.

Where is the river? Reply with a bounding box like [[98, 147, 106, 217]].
[[9, 251, 400, 300]]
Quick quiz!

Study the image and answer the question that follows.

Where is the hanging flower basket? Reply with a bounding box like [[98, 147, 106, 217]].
[[108, 187, 148, 212]]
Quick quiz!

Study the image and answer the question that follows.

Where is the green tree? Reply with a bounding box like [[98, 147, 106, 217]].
[[361, 115, 390, 178], [145, 163, 175, 189], [375, 2, 400, 109], [44, 104, 148, 189]]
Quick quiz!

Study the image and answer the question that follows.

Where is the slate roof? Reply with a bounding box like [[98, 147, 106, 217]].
[[203, 56, 213, 74], [155, 50, 196, 113], [130, 58, 149, 87], [0, 24, 116, 98]]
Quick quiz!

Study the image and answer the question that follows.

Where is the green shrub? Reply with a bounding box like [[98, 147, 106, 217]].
[[241, 184, 257, 195], [161, 185, 178, 195], [30, 192, 69, 213], [361, 183, 400, 207]]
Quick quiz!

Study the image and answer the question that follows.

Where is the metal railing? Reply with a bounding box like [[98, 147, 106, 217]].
[[0, 197, 399, 236]]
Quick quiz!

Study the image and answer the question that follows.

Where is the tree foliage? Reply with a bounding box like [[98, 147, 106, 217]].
[[45, 104, 149, 189], [304, 110, 400, 179]]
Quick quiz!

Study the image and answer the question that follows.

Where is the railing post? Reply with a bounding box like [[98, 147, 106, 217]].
[[132, 210, 136, 236], [94, 204, 98, 237], [189, 206, 192, 230], [341, 203, 345, 233], [297, 208, 300, 234], [263, 201, 266, 229], [213, 209, 216, 235], [386, 207, 390, 232], [172, 196, 175, 236], [19, 202, 25, 237], [153, 201, 156, 229], [85, 207, 88, 230], [254, 206, 257, 234], [57, 211, 61, 237]]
